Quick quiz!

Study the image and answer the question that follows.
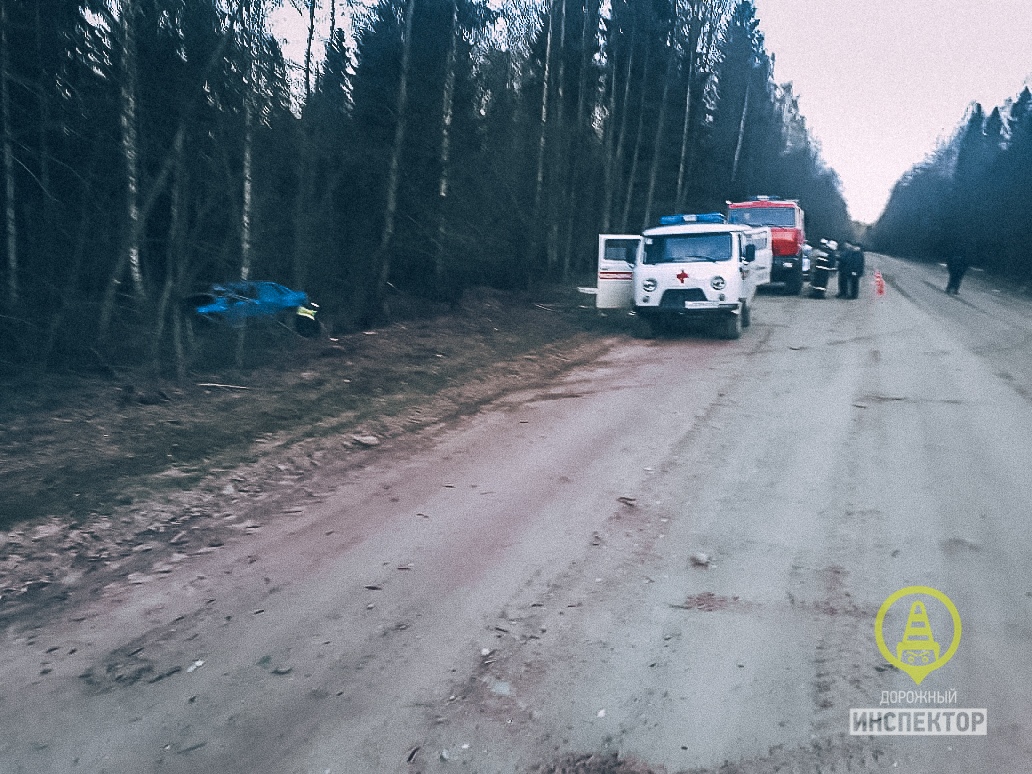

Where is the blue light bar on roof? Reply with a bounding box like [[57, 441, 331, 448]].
[[658, 213, 726, 225]]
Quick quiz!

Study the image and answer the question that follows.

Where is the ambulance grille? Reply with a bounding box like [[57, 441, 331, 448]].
[[659, 288, 707, 306]]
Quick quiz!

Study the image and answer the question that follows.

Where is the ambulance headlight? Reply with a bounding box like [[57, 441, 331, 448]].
[[642, 278, 658, 292], [710, 276, 726, 290]]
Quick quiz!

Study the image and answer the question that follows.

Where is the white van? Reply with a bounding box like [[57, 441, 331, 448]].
[[597, 214, 773, 338]]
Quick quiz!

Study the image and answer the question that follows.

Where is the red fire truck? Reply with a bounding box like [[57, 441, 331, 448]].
[[727, 197, 805, 294]]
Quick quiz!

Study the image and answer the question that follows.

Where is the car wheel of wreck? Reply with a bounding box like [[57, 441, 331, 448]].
[[294, 310, 321, 338]]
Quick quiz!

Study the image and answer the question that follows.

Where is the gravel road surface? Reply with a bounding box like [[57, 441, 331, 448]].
[[1, 255, 1030, 773]]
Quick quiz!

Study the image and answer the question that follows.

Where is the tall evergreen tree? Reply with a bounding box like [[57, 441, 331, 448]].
[[875, 87, 1032, 276], [990, 89, 1032, 273]]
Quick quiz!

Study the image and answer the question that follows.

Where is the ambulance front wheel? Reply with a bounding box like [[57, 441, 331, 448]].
[[722, 311, 742, 340], [646, 315, 671, 337], [634, 308, 661, 338]]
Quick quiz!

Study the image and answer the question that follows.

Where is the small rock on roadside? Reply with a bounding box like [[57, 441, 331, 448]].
[[490, 680, 511, 696], [351, 434, 381, 447], [689, 552, 712, 568], [31, 522, 63, 541]]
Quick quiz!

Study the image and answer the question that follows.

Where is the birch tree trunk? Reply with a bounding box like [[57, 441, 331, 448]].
[[371, 0, 416, 318], [562, 0, 598, 280], [303, 0, 316, 103], [240, 1, 261, 281], [731, 77, 750, 186], [602, 31, 634, 232], [293, 0, 315, 295], [236, 0, 263, 366], [1, 0, 16, 308], [241, 105, 254, 280], [674, 80, 693, 210], [674, 5, 701, 210], [435, 0, 459, 295], [119, 0, 145, 298], [151, 130, 184, 373], [600, 54, 617, 233], [642, 35, 675, 229], [34, 0, 53, 285], [546, 0, 567, 275], [619, 44, 650, 231], [527, 2, 554, 276], [97, 0, 148, 338]]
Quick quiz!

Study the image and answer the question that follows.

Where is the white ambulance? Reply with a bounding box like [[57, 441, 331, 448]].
[[597, 213, 773, 338]]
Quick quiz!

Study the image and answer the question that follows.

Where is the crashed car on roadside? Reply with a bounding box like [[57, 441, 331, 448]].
[[186, 280, 321, 337]]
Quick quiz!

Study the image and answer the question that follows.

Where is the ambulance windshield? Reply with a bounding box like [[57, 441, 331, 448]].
[[643, 234, 732, 264]]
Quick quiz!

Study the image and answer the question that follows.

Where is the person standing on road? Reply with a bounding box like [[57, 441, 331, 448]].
[[838, 244, 864, 299], [946, 255, 970, 295]]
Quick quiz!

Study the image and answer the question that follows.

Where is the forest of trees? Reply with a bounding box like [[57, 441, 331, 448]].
[[0, 0, 851, 375], [872, 86, 1032, 276]]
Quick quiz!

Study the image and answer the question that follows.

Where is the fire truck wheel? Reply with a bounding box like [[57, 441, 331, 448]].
[[785, 271, 804, 295]]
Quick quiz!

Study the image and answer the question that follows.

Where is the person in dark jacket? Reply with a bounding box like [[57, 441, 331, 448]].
[[838, 244, 865, 299], [946, 255, 969, 295]]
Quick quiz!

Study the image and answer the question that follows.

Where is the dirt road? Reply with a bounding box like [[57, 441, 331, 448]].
[[2, 255, 1031, 773]]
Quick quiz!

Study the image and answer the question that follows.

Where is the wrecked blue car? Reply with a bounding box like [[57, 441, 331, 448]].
[[188, 281, 321, 337]]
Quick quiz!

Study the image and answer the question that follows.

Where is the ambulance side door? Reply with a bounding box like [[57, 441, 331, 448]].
[[749, 229, 772, 289], [596, 235, 641, 310]]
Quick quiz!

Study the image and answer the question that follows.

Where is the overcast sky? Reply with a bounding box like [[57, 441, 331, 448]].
[[752, 0, 1032, 223]]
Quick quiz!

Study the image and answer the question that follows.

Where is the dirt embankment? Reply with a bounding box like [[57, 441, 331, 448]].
[[0, 287, 624, 628]]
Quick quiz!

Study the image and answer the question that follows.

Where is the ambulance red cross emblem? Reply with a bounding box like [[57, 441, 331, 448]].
[[676, 270, 689, 284]]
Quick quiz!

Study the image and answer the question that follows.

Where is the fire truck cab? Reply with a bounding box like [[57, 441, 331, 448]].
[[727, 197, 805, 294]]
